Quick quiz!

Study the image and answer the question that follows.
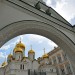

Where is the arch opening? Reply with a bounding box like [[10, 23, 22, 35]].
[[0, 20, 75, 74]]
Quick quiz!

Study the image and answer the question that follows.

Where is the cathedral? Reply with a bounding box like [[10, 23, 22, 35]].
[[0, 40, 57, 75]]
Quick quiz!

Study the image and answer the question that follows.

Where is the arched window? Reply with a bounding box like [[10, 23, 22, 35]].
[[23, 64, 24, 70], [20, 64, 22, 69]]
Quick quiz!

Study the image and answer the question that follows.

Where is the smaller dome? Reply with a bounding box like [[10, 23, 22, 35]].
[[28, 45, 35, 54], [28, 50, 35, 54], [2, 61, 7, 67], [8, 54, 13, 58], [16, 41, 25, 49], [14, 47, 23, 53], [42, 54, 49, 58]]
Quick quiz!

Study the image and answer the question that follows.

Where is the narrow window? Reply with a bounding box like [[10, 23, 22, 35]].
[[20, 64, 22, 69], [33, 55, 35, 59], [23, 64, 24, 69]]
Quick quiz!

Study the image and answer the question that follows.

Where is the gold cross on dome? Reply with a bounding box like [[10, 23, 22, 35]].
[[20, 37, 21, 43], [31, 45, 32, 50], [43, 48, 45, 55]]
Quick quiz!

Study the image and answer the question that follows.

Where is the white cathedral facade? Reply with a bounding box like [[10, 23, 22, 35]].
[[0, 40, 57, 75]]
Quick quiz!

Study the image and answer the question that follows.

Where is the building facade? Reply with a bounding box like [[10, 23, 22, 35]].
[[0, 40, 57, 75], [38, 47, 74, 75]]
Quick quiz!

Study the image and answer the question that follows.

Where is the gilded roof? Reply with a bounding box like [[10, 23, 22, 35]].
[[8, 54, 13, 58], [14, 47, 23, 53], [42, 53, 49, 58], [16, 41, 25, 49], [28, 49, 35, 53], [1, 61, 7, 67]]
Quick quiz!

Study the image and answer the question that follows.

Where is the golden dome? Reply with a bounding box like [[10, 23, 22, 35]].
[[16, 41, 25, 49], [2, 61, 7, 67], [28, 45, 35, 54], [8, 54, 13, 58], [28, 50, 35, 54], [42, 54, 49, 58], [14, 47, 23, 53]]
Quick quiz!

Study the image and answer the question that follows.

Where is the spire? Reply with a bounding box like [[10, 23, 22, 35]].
[[31, 45, 32, 50], [43, 48, 45, 55], [5, 56, 7, 62], [28, 45, 35, 54], [42, 48, 49, 58], [20, 37, 21, 43], [10, 49, 12, 54]]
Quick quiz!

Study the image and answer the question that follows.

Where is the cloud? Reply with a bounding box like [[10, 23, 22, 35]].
[[0, 45, 10, 50], [70, 17, 75, 26], [0, 52, 5, 58], [43, 0, 75, 25], [48, 41, 57, 47], [27, 34, 49, 44], [27, 34, 57, 50], [0, 52, 8, 65], [0, 35, 24, 51]]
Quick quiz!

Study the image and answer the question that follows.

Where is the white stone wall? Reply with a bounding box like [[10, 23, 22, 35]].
[[32, 60, 39, 70], [15, 52, 23, 61], [4, 58, 39, 75], [40, 65, 57, 75], [28, 53, 35, 60], [0, 68, 4, 75], [44, 58, 49, 64]]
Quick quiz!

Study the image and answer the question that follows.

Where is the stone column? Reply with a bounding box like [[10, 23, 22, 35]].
[[63, 64, 68, 75], [60, 53, 64, 62], [68, 61, 75, 75], [66, 51, 75, 75], [51, 57, 54, 65], [57, 66, 62, 75], [56, 56, 59, 64]]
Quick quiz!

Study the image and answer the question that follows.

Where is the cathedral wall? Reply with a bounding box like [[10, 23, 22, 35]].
[[0, 68, 5, 75], [46, 72, 57, 75], [11, 70, 28, 75], [28, 53, 35, 60], [33, 61, 39, 70]]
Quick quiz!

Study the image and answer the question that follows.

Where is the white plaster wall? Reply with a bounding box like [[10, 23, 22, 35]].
[[40, 65, 57, 75], [44, 58, 49, 64], [10, 69, 28, 75], [0, 68, 4, 75], [46, 72, 57, 75], [33, 60, 39, 70], [28, 53, 35, 60], [0, 2, 39, 30], [15, 52, 23, 60]]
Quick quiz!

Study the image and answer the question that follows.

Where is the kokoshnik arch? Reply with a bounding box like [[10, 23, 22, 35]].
[[0, 0, 75, 74]]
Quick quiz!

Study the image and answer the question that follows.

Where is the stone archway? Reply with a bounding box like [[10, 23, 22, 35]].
[[0, 20, 75, 74]]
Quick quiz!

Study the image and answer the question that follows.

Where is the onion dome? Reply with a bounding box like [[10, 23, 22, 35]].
[[28, 45, 35, 54], [28, 50, 35, 54], [42, 48, 49, 58], [16, 40, 25, 49], [42, 54, 49, 58], [14, 47, 23, 53], [8, 54, 13, 58], [1, 61, 7, 67]]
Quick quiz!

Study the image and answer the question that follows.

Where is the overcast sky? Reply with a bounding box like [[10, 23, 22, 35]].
[[0, 0, 75, 67], [43, 0, 75, 25]]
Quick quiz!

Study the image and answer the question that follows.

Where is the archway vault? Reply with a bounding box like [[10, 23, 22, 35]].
[[0, 20, 75, 73]]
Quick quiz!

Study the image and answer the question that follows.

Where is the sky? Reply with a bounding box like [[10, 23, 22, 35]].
[[0, 0, 75, 67], [0, 34, 57, 67], [43, 0, 75, 25]]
